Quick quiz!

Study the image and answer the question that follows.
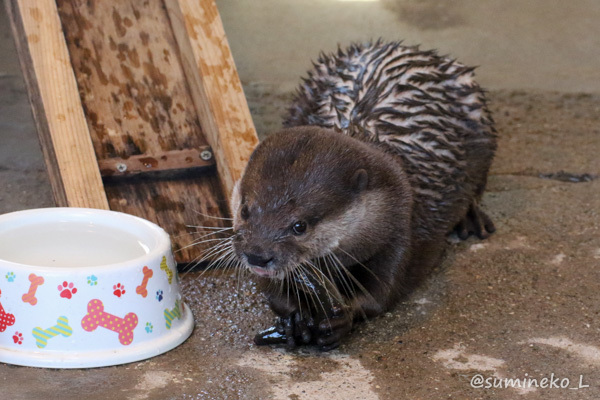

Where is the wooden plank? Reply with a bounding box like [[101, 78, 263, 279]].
[[5, 0, 109, 209], [165, 0, 259, 202], [54, 0, 231, 262], [98, 146, 215, 177]]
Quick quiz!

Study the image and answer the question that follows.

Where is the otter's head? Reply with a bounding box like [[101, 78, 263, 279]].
[[231, 127, 370, 280]]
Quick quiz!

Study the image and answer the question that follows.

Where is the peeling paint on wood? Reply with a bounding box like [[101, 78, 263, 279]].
[[56, 0, 209, 160], [165, 0, 259, 200]]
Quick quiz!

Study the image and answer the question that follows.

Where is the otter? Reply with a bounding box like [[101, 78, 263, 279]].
[[229, 41, 496, 350]]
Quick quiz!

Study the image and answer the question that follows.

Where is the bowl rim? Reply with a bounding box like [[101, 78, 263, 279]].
[[0, 207, 172, 273]]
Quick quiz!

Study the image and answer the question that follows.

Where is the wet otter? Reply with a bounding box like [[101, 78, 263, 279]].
[[230, 41, 496, 350]]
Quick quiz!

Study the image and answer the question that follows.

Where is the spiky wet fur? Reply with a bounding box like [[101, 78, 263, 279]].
[[286, 40, 497, 240]]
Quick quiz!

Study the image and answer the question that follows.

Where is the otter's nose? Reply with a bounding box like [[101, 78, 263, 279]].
[[244, 252, 273, 268]]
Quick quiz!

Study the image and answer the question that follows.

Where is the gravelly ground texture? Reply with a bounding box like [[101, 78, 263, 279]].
[[2, 1, 600, 399]]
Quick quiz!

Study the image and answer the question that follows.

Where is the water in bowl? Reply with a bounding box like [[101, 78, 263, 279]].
[[0, 221, 149, 268]]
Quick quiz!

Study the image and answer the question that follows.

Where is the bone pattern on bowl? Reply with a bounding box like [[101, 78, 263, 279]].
[[0, 255, 183, 353], [0, 290, 16, 333]]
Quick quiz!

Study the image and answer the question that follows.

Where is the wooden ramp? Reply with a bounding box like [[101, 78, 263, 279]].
[[6, 0, 258, 263]]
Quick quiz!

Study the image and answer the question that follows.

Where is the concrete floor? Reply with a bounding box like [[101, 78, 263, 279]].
[[1, 1, 600, 399]]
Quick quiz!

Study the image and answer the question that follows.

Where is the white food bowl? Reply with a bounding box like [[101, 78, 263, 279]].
[[0, 208, 194, 368]]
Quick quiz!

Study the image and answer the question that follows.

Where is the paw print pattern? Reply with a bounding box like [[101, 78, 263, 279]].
[[12, 331, 23, 345], [5, 272, 15, 282], [58, 281, 77, 299], [156, 290, 163, 302], [113, 283, 126, 297], [87, 275, 98, 286], [145, 322, 153, 333]]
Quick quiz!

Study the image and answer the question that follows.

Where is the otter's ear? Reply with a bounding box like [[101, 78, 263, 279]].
[[352, 169, 368, 192]]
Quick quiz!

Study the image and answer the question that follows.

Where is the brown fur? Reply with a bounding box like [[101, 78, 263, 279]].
[[232, 127, 427, 349], [230, 42, 496, 350]]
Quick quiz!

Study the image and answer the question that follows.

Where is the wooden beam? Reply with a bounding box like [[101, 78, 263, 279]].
[[165, 0, 259, 204], [5, 0, 109, 209], [97, 147, 215, 177]]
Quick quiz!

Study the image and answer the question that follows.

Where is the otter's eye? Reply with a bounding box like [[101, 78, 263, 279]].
[[241, 205, 250, 220], [292, 221, 307, 235]]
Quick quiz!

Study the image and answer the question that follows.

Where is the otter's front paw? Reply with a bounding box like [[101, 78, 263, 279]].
[[315, 310, 352, 351], [254, 313, 314, 349]]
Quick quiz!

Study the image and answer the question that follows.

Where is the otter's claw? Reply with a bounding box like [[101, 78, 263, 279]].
[[254, 314, 314, 348], [254, 326, 287, 346], [294, 313, 313, 344], [454, 203, 495, 240], [316, 313, 352, 351]]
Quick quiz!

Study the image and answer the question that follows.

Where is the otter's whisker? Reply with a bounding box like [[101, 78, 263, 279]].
[[329, 252, 377, 313], [180, 241, 231, 273], [186, 225, 234, 230], [180, 236, 233, 252], [304, 260, 345, 308], [197, 248, 236, 280], [317, 256, 346, 306], [188, 227, 234, 241], [229, 253, 245, 294], [282, 267, 289, 305], [283, 267, 293, 317], [191, 209, 233, 221], [325, 253, 370, 321], [225, 250, 240, 270], [325, 253, 357, 301], [183, 237, 234, 278], [297, 268, 318, 320], [208, 247, 234, 270], [172, 229, 231, 246], [290, 268, 304, 319], [296, 265, 323, 318], [337, 247, 386, 288], [170, 223, 232, 241], [203, 242, 235, 270], [304, 260, 334, 302], [299, 263, 338, 324], [180, 237, 229, 271]]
